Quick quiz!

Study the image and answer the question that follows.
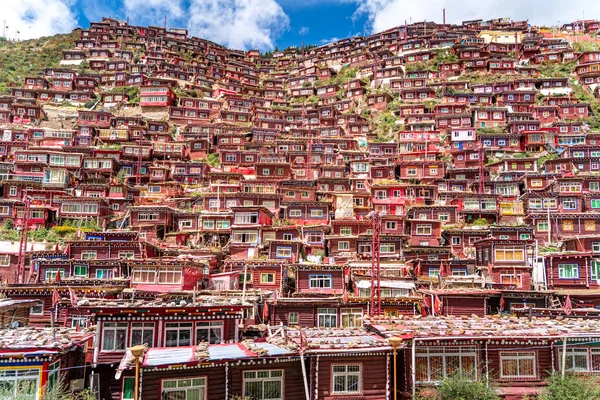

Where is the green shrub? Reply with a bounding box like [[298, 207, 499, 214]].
[[51, 226, 78, 236], [540, 373, 600, 400], [2, 219, 14, 230], [419, 375, 500, 400]]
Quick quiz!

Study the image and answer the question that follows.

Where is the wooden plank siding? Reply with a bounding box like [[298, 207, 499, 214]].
[[311, 354, 390, 399], [140, 366, 227, 400]]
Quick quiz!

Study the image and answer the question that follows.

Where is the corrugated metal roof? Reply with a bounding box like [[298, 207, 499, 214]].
[[144, 347, 194, 366], [208, 344, 253, 361]]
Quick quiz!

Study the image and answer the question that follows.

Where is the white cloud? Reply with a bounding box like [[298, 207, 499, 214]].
[[320, 37, 340, 44], [299, 26, 309, 36], [123, 0, 185, 26], [187, 0, 290, 51], [2, 0, 77, 40], [352, 0, 600, 34]]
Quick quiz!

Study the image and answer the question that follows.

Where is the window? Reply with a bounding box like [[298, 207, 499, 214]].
[[73, 265, 88, 277], [495, 247, 524, 262], [81, 250, 97, 260], [428, 268, 440, 278], [260, 273, 275, 284], [45, 268, 65, 282], [0, 255, 11, 267], [233, 231, 258, 244], [289, 209, 302, 218], [102, 322, 127, 351], [132, 267, 156, 283], [216, 220, 230, 229], [288, 312, 299, 325], [592, 260, 600, 281], [341, 309, 362, 328], [386, 221, 397, 230], [563, 220, 574, 231], [196, 321, 223, 344], [306, 232, 323, 243], [585, 220, 596, 231], [558, 348, 600, 372], [130, 322, 154, 347], [122, 377, 135, 400], [415, 346, 477, 383], [0, 369, 40, 399], [138, 213, 159, 221], [338, 241, 350, 251], [309, 274, 332, 289], [340, 227, 352, 236], [96, 269, 113, 279], [234, 212, 259, 224], [118, 251, 135, 259], [562, 198, 577, 210], [310, 209, 324, 218], [71, 316, 88, 329], [558, 264, 579, 279], [30, 302, 43, 315], [243, 370, 283, 400], [380, 243, 395, 253], [158, 267, 182, 284], [416, 224, 432, 236], [318, 308, 337, 328], [165, 322, 192, 347], [332, 365, 361, 394], [162, 377, 207, 400], [537, 221, 549, 232], [500, 352, 537, 379], [275, 247, 292, 258]]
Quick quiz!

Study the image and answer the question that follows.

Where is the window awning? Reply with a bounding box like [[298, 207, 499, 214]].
[[355, 280, 415, 290]]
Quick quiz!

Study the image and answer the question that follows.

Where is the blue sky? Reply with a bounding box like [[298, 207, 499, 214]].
[[5, 0, 600, 51], [73, 0, 368, 50]]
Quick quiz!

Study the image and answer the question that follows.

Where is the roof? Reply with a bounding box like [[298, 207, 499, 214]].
[[0, 327, 93, 357], [366, 315, 600, 340], [287, 328, 394, 353], [142, 341, 297, 367]]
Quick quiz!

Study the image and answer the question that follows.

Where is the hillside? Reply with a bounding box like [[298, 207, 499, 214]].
[[0, 32, 78, 94]]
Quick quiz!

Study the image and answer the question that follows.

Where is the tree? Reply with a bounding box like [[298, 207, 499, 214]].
[[540, 373, 600, 400], [418, 376, 500, 400]]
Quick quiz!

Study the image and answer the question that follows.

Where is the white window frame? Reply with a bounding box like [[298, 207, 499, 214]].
[[243, 370, 284, 400], [101, 322, 128, 352], [195, 321, 224, 344], [332, 364, 361, 395], [130, 322, 155, 347], [416, 224, 432, 236], [317, 308, 338, 328], [309, 274, 332, 289], [161, 377, 207, 400]]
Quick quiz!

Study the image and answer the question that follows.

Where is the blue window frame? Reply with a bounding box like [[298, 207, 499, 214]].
[[275, 246, 292, 259]]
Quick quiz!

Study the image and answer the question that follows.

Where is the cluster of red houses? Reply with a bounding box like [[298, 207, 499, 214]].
[[2, 14, 600, 400]]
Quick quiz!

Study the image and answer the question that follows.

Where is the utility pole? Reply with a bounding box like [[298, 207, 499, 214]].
[[2, 21, 6, 40]]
